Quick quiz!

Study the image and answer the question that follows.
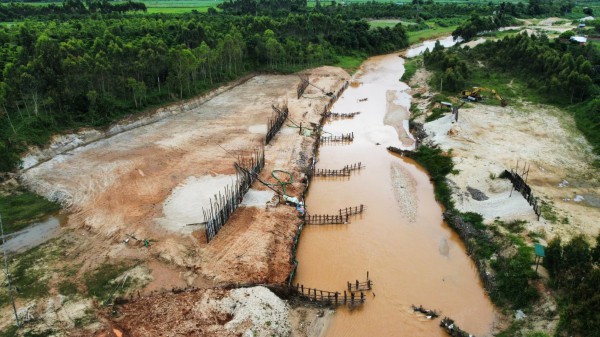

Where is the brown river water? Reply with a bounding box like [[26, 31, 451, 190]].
[[294, 49, 496, 336]]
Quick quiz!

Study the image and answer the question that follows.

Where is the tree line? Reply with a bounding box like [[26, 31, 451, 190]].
[[0, 0, 146, 21], [452, 12, 516, 41], [0, 13, 408, 171]]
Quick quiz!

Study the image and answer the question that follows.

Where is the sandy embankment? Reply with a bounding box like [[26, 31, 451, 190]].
[[21, 66, 349, 283], [409, 68, 600, 241], [390, 162, 417, 223], [384, 90, 416, 149], [8, 67, 348, 335]]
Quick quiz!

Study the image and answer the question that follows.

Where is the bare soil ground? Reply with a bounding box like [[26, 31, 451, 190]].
[[410, 68, 600, 242], [86, 287, 330, 337], [2, 67, 349, 335]]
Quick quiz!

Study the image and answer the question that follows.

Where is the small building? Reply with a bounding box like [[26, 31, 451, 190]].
[[570, 36, 588, 45]]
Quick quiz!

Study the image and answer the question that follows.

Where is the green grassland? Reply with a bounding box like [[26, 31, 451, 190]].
[[143, 0, 219, 13], [333, 53, 367, 73], [480, 28, 521, 39], [408, 24, 458, 44], [368, 19, 417, 29]]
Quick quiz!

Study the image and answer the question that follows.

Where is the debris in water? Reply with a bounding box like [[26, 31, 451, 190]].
[[558, 180, 569, 188], [439, 317, 474, 337], [412, 304, 440, 319]]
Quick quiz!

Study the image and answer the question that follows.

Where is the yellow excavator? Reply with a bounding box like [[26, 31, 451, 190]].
[[460, 87, 508, 107]]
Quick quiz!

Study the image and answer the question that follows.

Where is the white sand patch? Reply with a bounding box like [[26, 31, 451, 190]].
[[156, 175, 235, 233], [364, 125, 404, 146], [248, 124, 267, 134], [423, 113, 455, 144], [208, 286, 291, 337], [241, 189, 276, 207], [279, 126, 298, 135], [452, 177, 536, 221], [420, 100, 600, 239], [390, 162, 417, 222], [462, 38, 487, 48]]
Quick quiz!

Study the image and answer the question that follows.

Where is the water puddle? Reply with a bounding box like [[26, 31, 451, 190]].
[[1, 214, 67, 253], [156, 175, 235, 233], [294, 51, 496, 336], [241, 189, 276, 207]]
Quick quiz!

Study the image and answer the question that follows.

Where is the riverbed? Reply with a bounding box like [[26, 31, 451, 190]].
[[294, 45, 496, 336]]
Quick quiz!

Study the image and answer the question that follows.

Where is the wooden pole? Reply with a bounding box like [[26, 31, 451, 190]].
[[1, 214, 20, 328]]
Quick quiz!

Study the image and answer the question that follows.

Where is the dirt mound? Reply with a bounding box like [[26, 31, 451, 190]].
[[100, 286, 291, 337]]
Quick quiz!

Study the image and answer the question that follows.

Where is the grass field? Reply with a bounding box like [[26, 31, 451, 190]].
[[480, 28, 521, 39], [333, 54, 367, 73], [368, 19, 417, 29], [143, 0, 219, 13], [407, 24, 457, 44], [307, 0, 530, 4]]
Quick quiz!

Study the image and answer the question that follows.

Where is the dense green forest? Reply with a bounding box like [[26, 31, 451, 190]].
[[423, 34, 600, 158], [0, 8, 408, 171]]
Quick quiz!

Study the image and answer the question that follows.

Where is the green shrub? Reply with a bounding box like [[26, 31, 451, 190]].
[[58, 281, 79, 297], [408, 145, 455, 209], [492, 245, 539, 308], [401, 58, 420, 82]]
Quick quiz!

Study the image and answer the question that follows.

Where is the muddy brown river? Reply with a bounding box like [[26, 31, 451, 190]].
[[294, 49, 496, 336]]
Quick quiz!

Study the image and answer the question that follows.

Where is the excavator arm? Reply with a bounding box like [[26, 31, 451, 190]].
[[460, 87, 507, 107]]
